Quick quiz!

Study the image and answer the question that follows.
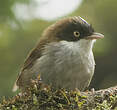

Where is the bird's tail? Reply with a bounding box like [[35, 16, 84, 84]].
[[12, 81, 19, 92]]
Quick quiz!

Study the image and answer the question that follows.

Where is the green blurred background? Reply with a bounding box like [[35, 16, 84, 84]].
[[0, 0, 117, 98]]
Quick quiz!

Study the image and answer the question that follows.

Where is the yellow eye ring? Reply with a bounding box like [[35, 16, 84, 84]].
[[74, 31, 80, 37]]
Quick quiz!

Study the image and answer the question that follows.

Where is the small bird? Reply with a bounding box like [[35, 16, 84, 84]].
[[13, 16, 104, 92]]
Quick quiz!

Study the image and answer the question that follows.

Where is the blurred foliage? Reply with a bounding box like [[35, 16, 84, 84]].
[[0, 0, 31, 22], [0, 0, 117, 98]]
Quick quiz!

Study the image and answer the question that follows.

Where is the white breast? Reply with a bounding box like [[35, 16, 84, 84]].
[[32, 39, 96, 90]]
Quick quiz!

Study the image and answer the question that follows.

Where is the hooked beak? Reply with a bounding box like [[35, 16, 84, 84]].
[[86, 32, 104, 40]]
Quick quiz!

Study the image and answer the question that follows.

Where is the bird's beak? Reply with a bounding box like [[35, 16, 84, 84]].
[[86, 32, 104, 40]]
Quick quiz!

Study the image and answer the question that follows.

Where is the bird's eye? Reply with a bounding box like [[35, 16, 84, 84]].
[[74, 31, 80, 38]]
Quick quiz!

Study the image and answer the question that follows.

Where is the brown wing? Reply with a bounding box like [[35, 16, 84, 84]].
[[22, 48, 42, 70], [14, 26, 60, 91], [12, 38, 48, 91], [22, 39, 48, 71], [13, 45, 44, 91], [22, 31, 59, 70], [16, 40, 47, 85]]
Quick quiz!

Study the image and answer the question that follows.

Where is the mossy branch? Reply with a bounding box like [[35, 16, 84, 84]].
[[0, 79, 117, 110]]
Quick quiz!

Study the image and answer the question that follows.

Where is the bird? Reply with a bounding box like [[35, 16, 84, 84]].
[[13, 16, 104, 92]]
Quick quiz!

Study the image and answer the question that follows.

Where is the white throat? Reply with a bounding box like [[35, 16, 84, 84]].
[[59, 39, 96, 55], [76, 39, 96, 53]]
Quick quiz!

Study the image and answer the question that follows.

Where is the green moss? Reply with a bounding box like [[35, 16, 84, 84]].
[[0, 80, 117, 110]]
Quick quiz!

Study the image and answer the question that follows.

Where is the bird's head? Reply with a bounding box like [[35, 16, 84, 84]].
[[42, 16, 104, 43]]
